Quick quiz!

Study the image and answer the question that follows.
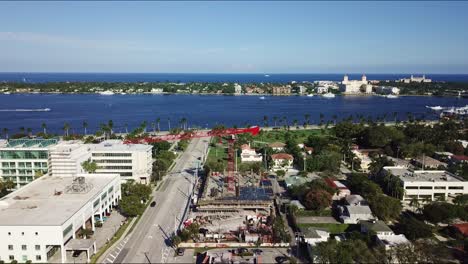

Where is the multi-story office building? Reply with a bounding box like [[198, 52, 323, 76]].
[[0, 139, 58, 189], [0, 173, 121, 263], [91, 140, 153, 184], [48, 141, 92, 177], [382, 166, 468, 201]]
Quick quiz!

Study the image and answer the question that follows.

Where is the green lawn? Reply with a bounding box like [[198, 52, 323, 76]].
[[297, 223, 354, 234], [206, 138, 228, 163], [296, 209, 332, 217], [254, 128, 330, 146]]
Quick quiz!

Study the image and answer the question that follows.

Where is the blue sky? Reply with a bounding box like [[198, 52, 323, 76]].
[[0, 1, 467, 73]]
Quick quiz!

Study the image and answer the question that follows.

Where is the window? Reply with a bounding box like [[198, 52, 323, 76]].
[[434, 186, 446, 190], [36, 255, 42, 261], [63, 224, 73, 237], [22, 245, 27, 250], [9, 255, 14, 260], [405, 186, 418, 189], [93, 199, 100, 208], [22, 255, 27, 261], [449, 186, 464, 190], [35, 245, 40, 250], [419, 186, 432, 190], [8, 245, 13, 250]]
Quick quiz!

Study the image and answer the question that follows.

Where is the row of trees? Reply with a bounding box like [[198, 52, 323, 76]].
[[119, 181, 152, 217]]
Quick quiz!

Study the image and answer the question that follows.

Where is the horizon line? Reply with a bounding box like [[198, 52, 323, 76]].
[[0, 72, 467, 75]]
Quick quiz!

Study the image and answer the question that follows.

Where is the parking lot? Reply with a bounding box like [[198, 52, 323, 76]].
[[197, 247, 291, 264]]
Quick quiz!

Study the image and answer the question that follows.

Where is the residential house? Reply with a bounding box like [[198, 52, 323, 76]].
[[299, 227, 330, 246], [360, 220, 394, 236], [324, 178, 351, 200], [240, 144, 262, 163], [339, 205, 373, 224], [272, 86, 291, 95], [268, 142, 286, 151], [345, 194, 367, 206], [271, 153, 293, 171]]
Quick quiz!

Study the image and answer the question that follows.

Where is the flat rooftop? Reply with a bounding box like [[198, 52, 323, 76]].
[[383, 166, 464, 182], [0, 174, 119, 226], [94, 140, 151, 152]]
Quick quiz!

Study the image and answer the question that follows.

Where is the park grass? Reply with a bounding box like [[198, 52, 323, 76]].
[[297, 223, 353, 234], [254, 128, 330, 146], [206, 138, 228, 164]]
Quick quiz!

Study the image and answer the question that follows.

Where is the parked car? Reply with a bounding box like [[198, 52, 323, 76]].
[[253, 249, 263, 254], [237, 247, 248, 254], [176, 248, 185, 256], [150, 201, 156, 207]]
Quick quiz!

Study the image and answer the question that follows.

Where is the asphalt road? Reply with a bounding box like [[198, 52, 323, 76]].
[[114, 137, 209, 263]]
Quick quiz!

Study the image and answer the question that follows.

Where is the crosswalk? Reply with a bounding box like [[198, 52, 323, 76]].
[[103, 236, 130, 263]]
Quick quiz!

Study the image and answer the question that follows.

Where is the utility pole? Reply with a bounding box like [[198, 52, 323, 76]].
[[303, 156, 306, 171]]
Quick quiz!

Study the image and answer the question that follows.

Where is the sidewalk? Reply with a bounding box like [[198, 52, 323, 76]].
[[97, 217, 137, 263]]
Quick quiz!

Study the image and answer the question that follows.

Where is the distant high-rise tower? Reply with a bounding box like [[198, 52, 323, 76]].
[[362, 74, 367, 82], [343, 74, 349, 83]]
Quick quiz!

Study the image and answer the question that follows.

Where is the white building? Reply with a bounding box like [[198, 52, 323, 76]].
[[299, 227, 330, 246], [339, 205, 373, 224], [382, 166, 468, 201], [234, 83, 242, 95], [91, 140, 153, 184], [352, 149, 372, 172], [48, 141, 92, 178], [375, 86, 400, 95], [324, 178, 351, 200], [150, 88, 163, 94], [399, 75, 432, 83], [316, 86, 328, 94], [0, 174, 121, 263], [0, 139, 58, 189], [339, 74, 373, 94], [271, 153, 293, 172], [314, 81, 339, 90], [240, 144, 262, 163]]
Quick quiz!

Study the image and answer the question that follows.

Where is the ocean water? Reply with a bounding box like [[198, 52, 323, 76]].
[[0, 94, 466, 134], [1, 72, 468, 83]]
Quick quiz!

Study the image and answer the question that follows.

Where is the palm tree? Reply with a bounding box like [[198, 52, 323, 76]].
[[124, 123, 128, 134], [409, 197, 420, 212], [304, 114, 310, 128], [19, 127, 25, 135], [293, 119, 298, 128], [382, 113, 388, 123], [180, 117, 187, 130], [156, 118, 161, 132], [151, 122, 156, 133], [2, 128, 9, 139], [63, 123, 70, 137], [167, 118, 171, 131], [41, 123, 47, 135], [332, 114, 338, 125], [393, 112, 398, 124], [141, 121, 147, 133], [319, 113, 324, 124], [273, 116, 278, 128], [82, 121, 88, 135], [27, 128, 32, 137], [108, 120, 114, 135], [263, 115, 268, 128]]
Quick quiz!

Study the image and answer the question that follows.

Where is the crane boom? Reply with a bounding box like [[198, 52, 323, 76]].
[[123, 126, 260, 144]]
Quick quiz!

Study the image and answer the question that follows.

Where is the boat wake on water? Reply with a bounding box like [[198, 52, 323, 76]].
[[0, 108, 51, 112]]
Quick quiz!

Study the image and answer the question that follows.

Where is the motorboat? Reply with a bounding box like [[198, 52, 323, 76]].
[[386, 94, 399, 99], [99, 91, 115, 95], [259, 96, 266, 100], [306, 94, 314, 97], [426, 106, 443, 111], [322, 92, 336, 98]]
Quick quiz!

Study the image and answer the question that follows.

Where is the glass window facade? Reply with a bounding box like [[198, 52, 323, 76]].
[[0, 150, 48, 159], [92, 153, 131, 157]]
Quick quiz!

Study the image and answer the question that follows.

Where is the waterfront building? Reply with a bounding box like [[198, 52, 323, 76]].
[[0, 139, 58, 189], [375, 86, 400, 95], [399, 75, 432, 83], [270, 153, 293, 171], [382, 166, 468, 201], [0, 173, 121, 263], [316, 86, 328, 94], [234, 83, 242, 95], [91, 140, 153, 184], [240, 144, 262, 163], [339, 74, 373, 94], [271, 86, 291, 95]]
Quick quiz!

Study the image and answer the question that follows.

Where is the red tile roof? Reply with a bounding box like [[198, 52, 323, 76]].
[[269, 142, 286, 148], [452, 223, 468, 237], [271, 153, 293, 160], [452, 155, 468, 161]]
